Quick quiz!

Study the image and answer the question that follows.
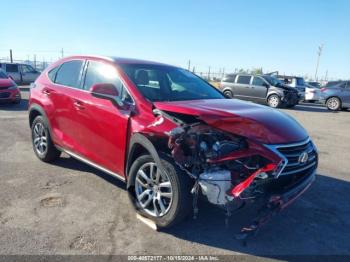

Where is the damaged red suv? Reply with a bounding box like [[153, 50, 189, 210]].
[[29, 56, 317, 234]]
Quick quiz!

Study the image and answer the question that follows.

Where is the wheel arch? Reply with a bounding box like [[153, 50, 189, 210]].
[[29, 104, 54, 138], [126, 133, 167, 183]]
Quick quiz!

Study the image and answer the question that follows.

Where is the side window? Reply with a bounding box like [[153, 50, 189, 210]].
[[252, 77, 265, 86], [84, 61, 133, 103], [339, 82, 346, 88], [222, 74, 236, 83], [21, 65, 35, 73], [83, 61, 123, 94], [6, 64, 19, 73], [237, 75, 251, 85], [48, 66, 60, 82], [55, 60, 84, 88]]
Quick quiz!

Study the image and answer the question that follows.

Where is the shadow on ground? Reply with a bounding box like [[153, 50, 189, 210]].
[[0, 98, 28, 112], [48, 153, 350, 256]]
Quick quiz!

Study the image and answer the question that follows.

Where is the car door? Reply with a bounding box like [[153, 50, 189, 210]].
[[20, 64, 39, 84], [70, 60, 132, 175], [46, 59, 86, 152], [234, 75, 252, 100], [5, 64, 21, 83], [250, 76, 268, 101]]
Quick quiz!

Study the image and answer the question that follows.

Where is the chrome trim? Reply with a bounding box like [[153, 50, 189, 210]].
[[264, 138, 312, 178], [280, 162, 316, 176], [57, 146, 126, 182]]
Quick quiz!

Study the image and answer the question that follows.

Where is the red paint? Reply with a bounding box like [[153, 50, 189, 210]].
[[0, 75, 21, 103], [154, 99, 308, 144]]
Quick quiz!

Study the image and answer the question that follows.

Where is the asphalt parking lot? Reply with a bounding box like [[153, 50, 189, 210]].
[[0, 89, 349, 257]]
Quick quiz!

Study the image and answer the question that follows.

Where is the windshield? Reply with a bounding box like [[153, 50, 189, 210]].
[[119, 64, 224, 102], [0, 70, 8, 79], [262, 75, 283, 86]]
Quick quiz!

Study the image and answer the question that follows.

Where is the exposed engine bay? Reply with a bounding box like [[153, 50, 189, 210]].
[[167, 123, 277, 207]]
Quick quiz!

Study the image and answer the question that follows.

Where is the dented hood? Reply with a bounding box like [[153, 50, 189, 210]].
[[154, 99, 308, 144]]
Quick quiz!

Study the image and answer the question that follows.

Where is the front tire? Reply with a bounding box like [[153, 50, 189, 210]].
[[326, 97, 341, 111], [267, 94, 281, 108], [31, 115, 61, 162], [128, 155, 192, 228]]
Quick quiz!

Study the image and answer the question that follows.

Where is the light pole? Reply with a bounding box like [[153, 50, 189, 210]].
[[314, 44, 324, 81]]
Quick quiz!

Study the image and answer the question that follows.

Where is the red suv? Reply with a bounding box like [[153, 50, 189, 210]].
[[29, 56, 317, 235], [0, 69, 21, 104]]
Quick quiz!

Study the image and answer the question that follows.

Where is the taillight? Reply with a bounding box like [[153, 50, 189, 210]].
[[321, 88, 327, 92]]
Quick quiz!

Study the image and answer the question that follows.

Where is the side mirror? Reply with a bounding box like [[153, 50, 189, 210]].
[[90, 83, 123, 107], [263, 83, 269, 88]]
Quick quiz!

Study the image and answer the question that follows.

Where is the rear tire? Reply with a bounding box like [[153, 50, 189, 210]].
[[128, 154, 192, 228], [31, 115, 61, 162], [267, 94, 281, 108], [223, 90, 233, 98], [326, 97, 341, 111]]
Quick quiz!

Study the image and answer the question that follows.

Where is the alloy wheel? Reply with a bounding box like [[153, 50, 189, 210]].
[[33, 122, 48, 155], [268, 95, 279, 108], [327, 97, 340, 110], [135, 162, 173, 217]]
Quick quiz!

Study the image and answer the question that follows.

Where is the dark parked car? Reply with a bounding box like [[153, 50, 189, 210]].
[[29, 56, 317, 236], [320, 81, 350, 111], [220, 74, 299, 108]]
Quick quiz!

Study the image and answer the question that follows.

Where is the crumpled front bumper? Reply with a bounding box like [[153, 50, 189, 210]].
[[235, 171, 316, 240]]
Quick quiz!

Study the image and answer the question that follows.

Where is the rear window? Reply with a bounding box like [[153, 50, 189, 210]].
[[6, 64, 19, 73], [222, 74, 236, 83], [55, 60, 84, 88], [237, 75, 251, 85]]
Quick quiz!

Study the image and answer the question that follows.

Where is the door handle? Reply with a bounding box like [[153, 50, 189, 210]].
[[42, 89, 51, 96], [73, 100, 85, 110]]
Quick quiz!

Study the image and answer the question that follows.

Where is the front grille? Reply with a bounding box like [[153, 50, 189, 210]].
[[267, 139, 318, 177], [0, 92, 11, 98], [0, 86, 11, 90]]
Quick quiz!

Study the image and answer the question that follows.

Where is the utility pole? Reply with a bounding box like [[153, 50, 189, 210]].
[[61, 48, 64, 58], [187, 60, 191, 71], [34, 55, 37, 69], [208, 66, 211, 80], [314, 44, 324, 81], [9, 49, 13, 63]]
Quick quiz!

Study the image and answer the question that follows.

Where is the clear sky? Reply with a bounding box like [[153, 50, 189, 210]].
[[1, 0, 349, 79]]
